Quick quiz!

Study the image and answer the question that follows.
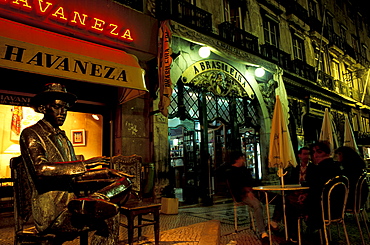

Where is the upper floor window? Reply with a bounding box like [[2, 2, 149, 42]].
[[315, 49, 327, 74], [340, 24, 347, 42], [362, 44, 368, 60], [223, 0, 244, 29], [357, 13, 363, 30], [346, 2, 355, 21], [362, 117, 370, 132], [331, 59, 340, 80], [351, 35, 360, 53], [308, 0, 318, 19], [292, 35, 304, 61], [263, 16, 279, 47], [336, 0, 344, 10], [325, 12, 334, 33]]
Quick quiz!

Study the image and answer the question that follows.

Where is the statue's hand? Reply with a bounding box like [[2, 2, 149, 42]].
[[84, 156, 110, 169]]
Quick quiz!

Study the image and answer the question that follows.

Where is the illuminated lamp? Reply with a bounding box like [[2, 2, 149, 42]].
[[198, 46, 211, 58], [255, 67, 265, 77], [92, 114, 100, 120]]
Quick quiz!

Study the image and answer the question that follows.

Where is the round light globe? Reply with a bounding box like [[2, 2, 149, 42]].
[[199, 46, 211, 58], [255, 67, 265, 77]]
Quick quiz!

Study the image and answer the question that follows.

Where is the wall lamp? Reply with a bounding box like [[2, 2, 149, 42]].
[[254, 67, 265, 77], [198, 46, 211, 58]]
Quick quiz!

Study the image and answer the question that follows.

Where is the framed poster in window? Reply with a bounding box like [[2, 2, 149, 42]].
[[71, 129, 86, 146]]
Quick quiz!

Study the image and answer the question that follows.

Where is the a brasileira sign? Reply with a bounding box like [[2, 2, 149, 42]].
[[182, 59, 255, 98]]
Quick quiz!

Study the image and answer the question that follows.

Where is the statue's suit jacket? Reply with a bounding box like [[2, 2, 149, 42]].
[[19, 119, 86, 232]]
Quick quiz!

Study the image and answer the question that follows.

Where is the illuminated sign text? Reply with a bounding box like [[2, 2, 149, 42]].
[[0, 0, 134, 42]]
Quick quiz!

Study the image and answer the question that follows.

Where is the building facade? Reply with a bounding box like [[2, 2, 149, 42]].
[[151, 0, 370, 205]]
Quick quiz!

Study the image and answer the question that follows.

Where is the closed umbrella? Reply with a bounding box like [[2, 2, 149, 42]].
[[319, 108, 339, 155], [344, 114, 359, 153], [268, 95, 297, 187], [268, 95, 297, 241]]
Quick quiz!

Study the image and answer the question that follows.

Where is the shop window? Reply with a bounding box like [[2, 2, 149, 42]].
[[0, 105, 103, 178]]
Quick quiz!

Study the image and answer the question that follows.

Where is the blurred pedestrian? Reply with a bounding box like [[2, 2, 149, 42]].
[[335, 146, 369, 209], [226, 151, 269, 242]]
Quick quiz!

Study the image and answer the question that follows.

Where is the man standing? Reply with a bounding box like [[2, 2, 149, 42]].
[[20, 83, 131, 244]]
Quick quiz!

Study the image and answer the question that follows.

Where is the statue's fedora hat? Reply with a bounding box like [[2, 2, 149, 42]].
[[31, 83, 77, 106]]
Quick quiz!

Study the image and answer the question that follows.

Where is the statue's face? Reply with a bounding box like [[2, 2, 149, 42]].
[[42, 100, 70, 127]]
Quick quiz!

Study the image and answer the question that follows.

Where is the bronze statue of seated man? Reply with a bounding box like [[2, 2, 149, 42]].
[[19, 83, 132, 244]]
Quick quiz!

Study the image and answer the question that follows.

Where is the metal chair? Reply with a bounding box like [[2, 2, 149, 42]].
[[345, 172, 370, 245], [112, 154, 161, 245], [226, 179, 256, 233], [319, 175, 350, 245], [11, 156, 89, 245]]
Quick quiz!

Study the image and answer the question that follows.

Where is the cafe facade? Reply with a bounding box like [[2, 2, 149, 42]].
[[0, 0, 158, 182], [155, 20, 288, 205]]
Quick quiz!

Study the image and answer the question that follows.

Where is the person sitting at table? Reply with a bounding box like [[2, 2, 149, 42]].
[[334, 146, 369, 209], [304, 141, 342, 231], [226, 151, 283, 242], [279, 147, 314, 242], [285, 147, 312, 185]]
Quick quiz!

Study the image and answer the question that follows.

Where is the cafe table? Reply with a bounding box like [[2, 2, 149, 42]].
[[252, 184, 309, 245]]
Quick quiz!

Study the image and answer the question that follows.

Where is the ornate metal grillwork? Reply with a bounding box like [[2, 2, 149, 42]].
[[184, 86, 199, 119], [169, 82, 258, 127], [168, 86, 179, 116], [205, 92, 230, 122], [236, 98, 245, 125]]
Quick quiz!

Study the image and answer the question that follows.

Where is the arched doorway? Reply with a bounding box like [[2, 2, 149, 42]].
[[168, 61, 261, 204]]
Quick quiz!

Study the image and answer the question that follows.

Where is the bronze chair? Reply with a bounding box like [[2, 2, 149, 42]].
[[319, 175, 350, 245], [11, 156, 89, 245], [345, 172, 370, 245], [112, 154, 161, 245], [226, 179, 256, 233]]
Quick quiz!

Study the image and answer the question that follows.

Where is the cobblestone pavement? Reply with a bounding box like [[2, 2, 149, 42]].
[[1, 201, 369, 245]]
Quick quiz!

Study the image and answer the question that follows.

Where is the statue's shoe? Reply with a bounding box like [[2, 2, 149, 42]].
[[68, 197, 118, 220]]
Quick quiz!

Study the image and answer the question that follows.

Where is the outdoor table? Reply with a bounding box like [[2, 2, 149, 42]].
[[252, 184, 309, 245]]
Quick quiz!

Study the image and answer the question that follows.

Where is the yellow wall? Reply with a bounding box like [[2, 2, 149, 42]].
[[0, 105, 103, 178]]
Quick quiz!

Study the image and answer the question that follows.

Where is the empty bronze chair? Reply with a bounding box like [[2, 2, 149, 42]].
[[112, 154, 161, 245]]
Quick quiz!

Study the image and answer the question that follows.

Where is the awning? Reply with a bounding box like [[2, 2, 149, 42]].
[[0, 18, 147, 103]]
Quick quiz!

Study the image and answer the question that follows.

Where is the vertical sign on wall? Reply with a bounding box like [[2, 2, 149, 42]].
[[158, 20, 173, 117]]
